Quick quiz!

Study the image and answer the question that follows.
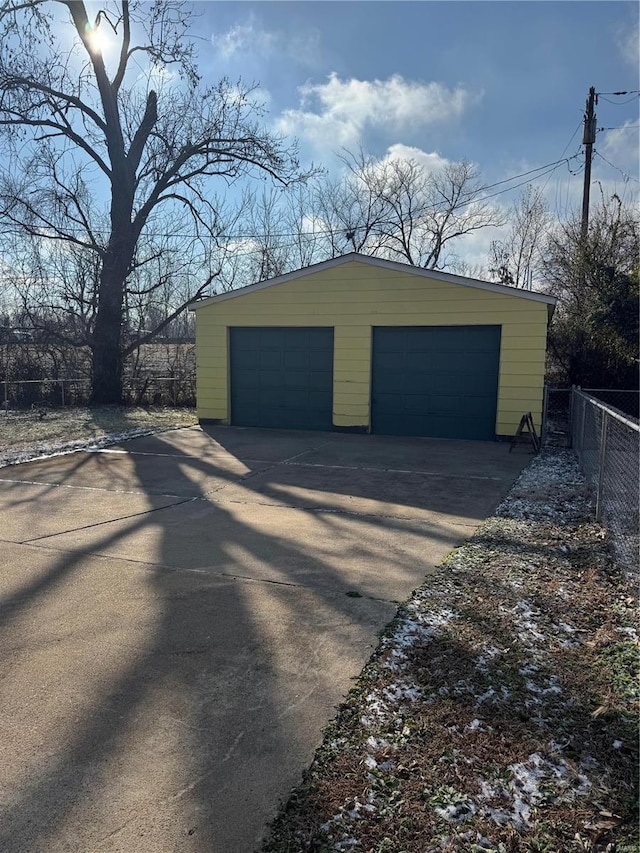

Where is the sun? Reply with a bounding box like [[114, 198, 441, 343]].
[[84, 22, 110, 56]]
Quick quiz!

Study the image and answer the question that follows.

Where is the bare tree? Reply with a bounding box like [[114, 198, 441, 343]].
[[488, 185, 550, 288], [0, 0, 307, 403], [281, 183, 329, 270], [215, 180, 338, 289], [236, 188, 295, 283], [313, 149, 390, 256], [542, 193, 639, 386], [8, 234, 100, 351], [309, 148, 501, 270], [409, 159, 500, 269]]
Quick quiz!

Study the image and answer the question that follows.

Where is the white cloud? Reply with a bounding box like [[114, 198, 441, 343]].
[[211, 17, 321, 68], [599, 120, 640, 178], [383, 143, 451, 175], [617, 18, 639, 67], [276, 73, 477, 152], [213, 20, 277, 60], [447, 219, 504, 275]]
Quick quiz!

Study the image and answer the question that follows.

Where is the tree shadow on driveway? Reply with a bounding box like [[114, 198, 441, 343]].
[[0, 424, 524, 852]]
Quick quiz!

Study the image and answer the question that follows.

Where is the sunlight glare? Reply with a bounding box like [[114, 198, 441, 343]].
[[84, 21, 110, 57]]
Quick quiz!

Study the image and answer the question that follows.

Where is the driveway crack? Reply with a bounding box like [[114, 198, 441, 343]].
[[19, 497, 197, 544]]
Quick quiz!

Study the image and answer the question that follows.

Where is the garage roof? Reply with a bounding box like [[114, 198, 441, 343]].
[[190, 252, 557, 312]]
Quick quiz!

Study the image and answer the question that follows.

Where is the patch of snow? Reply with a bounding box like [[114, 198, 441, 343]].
[[333, 839, 359, 851], [467, 718, 485, 731], [474, 687, 496, 706], [434, 799, 477, 823], [385, 647, 409, 672], [511, 600, 546, 643], [497, 451, 593, 523], [524, 678, 562, 697], [0, 427, 167, 469], [382, 681, 423, 704], [320, 795, 376, 845], [360, 689, 390, 728], [365, 735, 388, 750], [474, 645, 503, 670], [478, 753, 592, 830]]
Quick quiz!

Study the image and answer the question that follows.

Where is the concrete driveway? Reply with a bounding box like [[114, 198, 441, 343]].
[[0, 426, 529, 853]]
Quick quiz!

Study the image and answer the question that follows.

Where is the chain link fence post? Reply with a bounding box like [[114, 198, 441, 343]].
[[595, 412, 608, 522], [579, 392, 586, 453]]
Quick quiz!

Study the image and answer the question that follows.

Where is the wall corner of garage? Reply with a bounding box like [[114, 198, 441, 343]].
[[195, 312, 230, 423]]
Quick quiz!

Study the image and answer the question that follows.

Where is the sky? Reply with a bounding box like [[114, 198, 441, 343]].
[[3, 0, 639, 278], [188, 0, 639, 267]]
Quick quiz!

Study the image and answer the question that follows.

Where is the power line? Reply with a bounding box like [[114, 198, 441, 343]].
[[593, 150, 640, 184], [540, 120, 582, 195], [15, 154, 580, 246], [221, 156, 581, 242], [473, 159, 577, 206], [597, 125, 640, 131], [168, 156, 580, 256], [597, 93, 640, 105], [162, 156, 581, 241]]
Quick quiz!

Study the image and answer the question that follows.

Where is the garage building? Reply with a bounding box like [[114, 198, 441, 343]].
[[192, 254, 556, 440]]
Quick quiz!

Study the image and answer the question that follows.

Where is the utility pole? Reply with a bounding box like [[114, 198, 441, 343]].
[[580, 86, 597, 240]]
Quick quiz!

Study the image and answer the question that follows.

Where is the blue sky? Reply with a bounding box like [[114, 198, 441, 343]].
[[5, 0, 638, 276], [192, 0, 638, 263]]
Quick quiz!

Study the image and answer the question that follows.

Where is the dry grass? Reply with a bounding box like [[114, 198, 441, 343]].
[[0, 405, 197, 465], [262, 451, 639, 853]]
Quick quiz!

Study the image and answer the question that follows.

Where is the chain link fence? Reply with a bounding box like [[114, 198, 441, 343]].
[[1, 342, 196, 410], [571, 388, 639, 572], [582, 388, 639, 420], [2, 378, 92, 409], [2, 376, 196, 411]]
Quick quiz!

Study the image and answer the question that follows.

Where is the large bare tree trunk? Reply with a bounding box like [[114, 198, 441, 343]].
[[90, 261, 125, 404], [88, 115, 135, 402], [90, 221, 133, 405]]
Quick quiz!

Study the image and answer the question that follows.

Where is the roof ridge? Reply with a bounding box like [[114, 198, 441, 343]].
[[190, 253, 557, 310]]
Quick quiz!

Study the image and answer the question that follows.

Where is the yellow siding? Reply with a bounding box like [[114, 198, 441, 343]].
[[194, 260, 550, 436]]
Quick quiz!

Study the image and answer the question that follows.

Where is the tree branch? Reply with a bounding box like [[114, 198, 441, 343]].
[[1, 74, 107, 131], [122, 269, 220, 355], [0, 116, 111, 177], [127, 90, 157, 174], [111, 0, 130, 93]]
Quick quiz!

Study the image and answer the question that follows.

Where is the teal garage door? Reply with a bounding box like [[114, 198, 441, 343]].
[[230, 327, 334, 430], [371, 326, 501, 440]]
